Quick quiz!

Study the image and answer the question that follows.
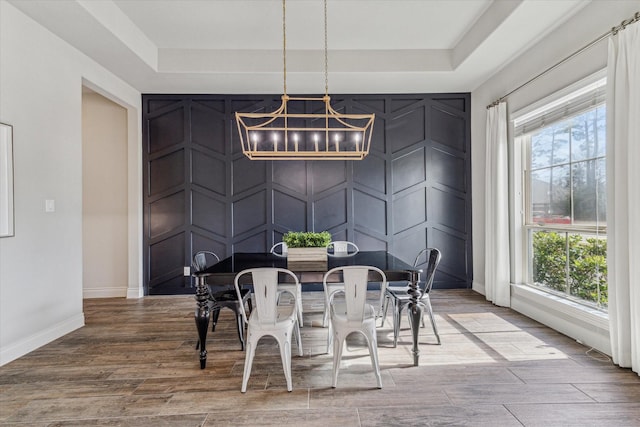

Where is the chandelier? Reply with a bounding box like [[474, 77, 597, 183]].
[[234, 0, 375, 160]]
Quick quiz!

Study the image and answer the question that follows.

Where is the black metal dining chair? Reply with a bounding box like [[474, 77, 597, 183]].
[[192, 250, 252, 350], [382, 248, 442, 347]]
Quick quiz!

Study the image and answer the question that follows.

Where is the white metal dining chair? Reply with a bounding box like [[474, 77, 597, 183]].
[[326, 240, 359, 257], [382, 248, 442, 347], [269, 242, 303, 325], [322, 240, 359, 327], [323, 265, 386, 389], [234, 267, 303, 393]]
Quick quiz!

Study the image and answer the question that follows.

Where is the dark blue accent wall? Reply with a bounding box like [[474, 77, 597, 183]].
[[142, 94, 472, 295]]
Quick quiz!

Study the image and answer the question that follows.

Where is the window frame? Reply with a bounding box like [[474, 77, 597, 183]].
[[512, 70, 608, 312]]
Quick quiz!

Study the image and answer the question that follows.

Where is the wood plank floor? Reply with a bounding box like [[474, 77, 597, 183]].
[[1, 290, 639, 426]]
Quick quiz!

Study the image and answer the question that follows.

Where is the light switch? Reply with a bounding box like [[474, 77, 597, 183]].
[[45, 199, 55, 212], [183, 266, 191, 276]]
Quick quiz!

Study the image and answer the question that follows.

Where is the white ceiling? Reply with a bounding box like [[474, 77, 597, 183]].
[[10, 0, 590, 94]]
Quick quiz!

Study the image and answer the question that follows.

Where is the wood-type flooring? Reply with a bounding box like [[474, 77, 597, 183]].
[[1, 290, 639, 426]]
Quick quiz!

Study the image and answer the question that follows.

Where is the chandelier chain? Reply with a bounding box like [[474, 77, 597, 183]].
[[282, 0, 287, 95], [324, 0, 328, 96]]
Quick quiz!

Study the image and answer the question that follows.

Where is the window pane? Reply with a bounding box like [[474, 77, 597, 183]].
[[568, 233, 607, 308], [531, 166, 570, 224], [571, 158, 606, 225], [531, 122, 570, 169], [531, 230, 567, 292], [570, 106, 606, 161]]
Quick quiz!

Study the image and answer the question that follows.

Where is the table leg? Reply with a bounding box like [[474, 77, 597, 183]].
[[194, 276, 210, 369], [406, 270, 422, 366]]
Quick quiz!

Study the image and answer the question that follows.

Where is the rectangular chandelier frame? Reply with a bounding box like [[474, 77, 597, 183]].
[[235, 95, 375, 161]]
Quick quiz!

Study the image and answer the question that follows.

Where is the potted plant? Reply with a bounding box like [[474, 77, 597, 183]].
[[283, 231, 331, 267]]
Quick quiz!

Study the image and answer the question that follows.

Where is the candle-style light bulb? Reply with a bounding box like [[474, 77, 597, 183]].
[[313, 133, 319, 152], [293, 133, 299, 152], [334, 133, 340, 152], [251, 132, 259, 152], [354, 133, 361, 152], [272, 132, 278, 152]]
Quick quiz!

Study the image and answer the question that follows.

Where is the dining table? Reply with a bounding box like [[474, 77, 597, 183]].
[[193, 250, 424, 368]]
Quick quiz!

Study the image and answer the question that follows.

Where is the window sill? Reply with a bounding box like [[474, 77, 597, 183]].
[[510, 283, 610, 355]]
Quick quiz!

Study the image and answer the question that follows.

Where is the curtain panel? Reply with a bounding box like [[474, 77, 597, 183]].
[[484, 102, 511, 307], [606, 20, 640, 375]]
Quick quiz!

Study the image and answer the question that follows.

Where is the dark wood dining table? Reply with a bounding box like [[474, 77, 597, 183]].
[[193, 250, 424, 368]]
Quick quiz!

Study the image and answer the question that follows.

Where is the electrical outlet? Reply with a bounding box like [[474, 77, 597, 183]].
[[183, 266, 190, 276]]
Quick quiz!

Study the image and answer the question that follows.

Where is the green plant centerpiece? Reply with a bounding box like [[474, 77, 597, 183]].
[[282, 231, 331, 248], [282, 231, 331, 270]]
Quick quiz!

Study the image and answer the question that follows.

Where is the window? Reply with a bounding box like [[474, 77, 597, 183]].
[[515, 76, 607, 311]]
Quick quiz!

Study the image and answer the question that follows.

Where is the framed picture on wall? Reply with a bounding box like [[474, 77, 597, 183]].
[[0, 122, 14, 237]]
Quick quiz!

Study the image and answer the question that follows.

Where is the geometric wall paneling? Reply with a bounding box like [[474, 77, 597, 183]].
[[432, 97, 466, 113], [392, 188, 426, 234], [273, 190, 307, 231], [148, 106, 185, 154], [354, 230, 388, 252], [430, 187, 467, 233], [191, 232, 227, 262], [392, 147, 426, 193], [192, 191, 227, 237], [191, 103, 226, 155], [233, 230, 268, 253], [147, 99, 182, 114], [232, 155, 266, 195], [193, 99, 226, 114], [149, 233, 186, 293], [191, 148, 226, 196], [273, 160, 307, 195], [431, 147, 466, 192], [233, 190, 267, 235], [430, 105, 466, 153], [390, 98, 424, 113], [432, 227, 469, 282], [148, 191, 185, 239], [149, 149, 185, 196], [353, 189, 387, 236], [354, 153, 386, 194], [352, 98, 386, 115], [143, 93, 472, 294], [387, 104, 426, 154], [391, 226, 426, 267], [313, 188, 348, 232], [311, 160, 347, 194]]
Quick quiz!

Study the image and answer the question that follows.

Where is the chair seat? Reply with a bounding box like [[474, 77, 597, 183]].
[[330, 302, 377, 325], [385, 287, 422, 301], [210, 287, 250, 303], [248, 305, 297, 332]]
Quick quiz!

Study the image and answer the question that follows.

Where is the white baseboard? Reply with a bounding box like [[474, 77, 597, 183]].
[[83, 286, 128, 299], [127, 285, 143, 299], [472, 281, 486, 295], [510, 284, 611, 355], [0, 313, 85, 366]]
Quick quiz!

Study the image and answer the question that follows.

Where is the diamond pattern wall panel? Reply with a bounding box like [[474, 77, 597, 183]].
[[143, 94, 472, 294]]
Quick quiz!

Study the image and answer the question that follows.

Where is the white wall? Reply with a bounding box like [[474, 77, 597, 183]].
[[82, 91, 129, 298], [471, 0, 639, 353], [0, 1, 142, 365]]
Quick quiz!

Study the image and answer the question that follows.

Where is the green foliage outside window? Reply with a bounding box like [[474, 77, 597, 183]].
[[532, 231, 607, 308]]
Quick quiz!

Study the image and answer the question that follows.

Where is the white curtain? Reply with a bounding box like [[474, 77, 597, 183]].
[[606, 20, 640, 375], [485, 102, 511, 307]]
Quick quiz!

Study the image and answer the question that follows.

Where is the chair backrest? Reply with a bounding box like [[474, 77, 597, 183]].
[[192, 250, 220, 272], [270, 241, 288, 257], [234, 268, 299, 324], [323, 266, 387, 322], [327, 241, 359, 257], [413, 248, 441, 294]]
